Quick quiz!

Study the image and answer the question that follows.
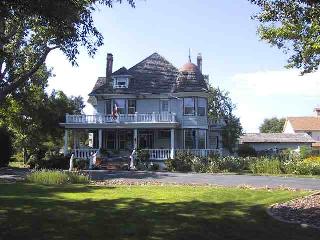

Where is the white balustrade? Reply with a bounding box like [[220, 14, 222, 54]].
[[147, 149, 221, 160], [73, 148, 99, 159], [66, 112, 176, 124], [147, 149, 171, 160]]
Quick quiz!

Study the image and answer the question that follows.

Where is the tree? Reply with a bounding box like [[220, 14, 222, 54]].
[[259, 117, 285, 133], [0, 0, 135, 103], [249, 0, 320, 74], [207, 86, 242, 153], [0, 66, 84, 162]]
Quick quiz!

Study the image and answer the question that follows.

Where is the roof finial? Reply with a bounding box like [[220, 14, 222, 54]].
[[188, 48, 191, 62]]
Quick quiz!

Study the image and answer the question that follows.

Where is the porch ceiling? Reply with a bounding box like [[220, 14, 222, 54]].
[[60, 122, 180, 129]]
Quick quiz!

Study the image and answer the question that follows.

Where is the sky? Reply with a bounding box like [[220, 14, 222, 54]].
[[46, 0, 320, 133]]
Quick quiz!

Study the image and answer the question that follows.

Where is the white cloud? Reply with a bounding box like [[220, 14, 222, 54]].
[[46, 51, 102, 115], [229, 69, 320, 133], [232, 69, 320, 97]]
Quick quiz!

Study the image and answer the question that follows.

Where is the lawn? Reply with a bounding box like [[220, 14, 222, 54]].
[[0, 183, 318, 239]]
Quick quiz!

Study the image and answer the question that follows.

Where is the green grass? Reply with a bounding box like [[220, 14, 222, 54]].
[[26, 170, 90, 184], [0, 183, 318, 239]]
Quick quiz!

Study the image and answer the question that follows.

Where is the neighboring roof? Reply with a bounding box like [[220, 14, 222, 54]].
[[312, 142, 320, 148], [239, 133, 315, 144], [287, 117, 320, 131], [90, 52, 208, 95]]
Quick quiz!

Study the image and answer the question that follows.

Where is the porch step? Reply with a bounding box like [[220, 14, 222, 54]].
[[98, 162, 129, 171]]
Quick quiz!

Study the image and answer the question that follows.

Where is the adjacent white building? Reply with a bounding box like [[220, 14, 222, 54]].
[[239, 133, 314, 153], [283, 107, 320, 150]]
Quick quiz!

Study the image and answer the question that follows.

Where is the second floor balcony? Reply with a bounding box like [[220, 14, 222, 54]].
[[65, 112, 177, 125]]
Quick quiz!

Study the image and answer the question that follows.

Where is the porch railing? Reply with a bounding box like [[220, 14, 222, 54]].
[[66, 112, 176, 124], [73, 148, 99, 159], [147, 149, 222, 160], [147, 149, 171, 160], [71, 148, 222, 161]]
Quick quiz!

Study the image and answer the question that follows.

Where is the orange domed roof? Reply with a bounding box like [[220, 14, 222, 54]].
[[179, 62, 200, 73]]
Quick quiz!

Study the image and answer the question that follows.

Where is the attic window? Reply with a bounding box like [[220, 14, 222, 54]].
[[113, 77, 129, 89]]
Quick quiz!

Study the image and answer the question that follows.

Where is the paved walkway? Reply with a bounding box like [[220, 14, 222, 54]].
[[88, 171, 320, 190], [1, 168, 320, 190], [0, 167, 29, 182]]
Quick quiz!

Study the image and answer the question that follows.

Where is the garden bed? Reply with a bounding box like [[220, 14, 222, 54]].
[[269, 192, 320, 229]]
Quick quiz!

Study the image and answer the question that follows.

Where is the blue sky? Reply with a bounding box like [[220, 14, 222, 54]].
[[46, 0, 320, 132]]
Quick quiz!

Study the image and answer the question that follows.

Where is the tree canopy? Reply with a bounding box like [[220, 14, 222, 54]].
[[249, 0, 320, 74], [0, 65, 84, 162], [0, 0, 135, 103], [259, 117, 286, 133], [207, 86, 242, 153]]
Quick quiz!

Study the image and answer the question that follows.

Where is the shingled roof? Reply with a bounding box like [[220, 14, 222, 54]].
[[287, 117, 320, 131], [90, 52, 208, 95], [239, 133, 315, 144]]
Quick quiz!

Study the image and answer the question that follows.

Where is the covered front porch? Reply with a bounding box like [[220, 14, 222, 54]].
[[64, 128, 177, 160], [63, 128, 222, 161]]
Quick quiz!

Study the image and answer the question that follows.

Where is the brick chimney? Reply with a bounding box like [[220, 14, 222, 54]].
[[106, 53, 113, 77], [197, 53, 202, 73], [314, 107, 320, 117]]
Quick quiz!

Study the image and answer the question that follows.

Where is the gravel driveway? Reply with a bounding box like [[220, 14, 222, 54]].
[[87, 170, 320, 190], [1, 168, 320, 190]]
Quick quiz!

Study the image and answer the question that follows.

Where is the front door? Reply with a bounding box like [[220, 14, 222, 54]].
[[138, 130, 154, 149]]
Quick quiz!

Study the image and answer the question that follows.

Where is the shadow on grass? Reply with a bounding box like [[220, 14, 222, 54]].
[[0, 184, 318, 240]]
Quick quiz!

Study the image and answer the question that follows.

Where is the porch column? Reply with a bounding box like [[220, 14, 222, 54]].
[[170, 128, 175, 159], [98, 129, 102, 149], [73, 130, 77, 150], [64, 129, 68, 156], [134, 129, 138, 150]]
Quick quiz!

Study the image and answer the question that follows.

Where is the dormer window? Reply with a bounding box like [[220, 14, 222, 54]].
[[113, 77, 129, 89]]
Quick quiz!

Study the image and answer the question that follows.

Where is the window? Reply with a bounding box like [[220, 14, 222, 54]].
[[105, 99, 111, 114], [184, 129, 196, 149], [198, 129, 206, 149], [197, 98, 206, 116], [114, 99, 126, 114], [113, 77, 129, 88], [183, 97, 195, 115], [128, 99, 136, 114], [184, 129, 207, 149], [160, 99, 169, 112]]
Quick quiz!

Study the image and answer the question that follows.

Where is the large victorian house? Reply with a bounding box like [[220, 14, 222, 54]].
[[60, 52, 223, 164]]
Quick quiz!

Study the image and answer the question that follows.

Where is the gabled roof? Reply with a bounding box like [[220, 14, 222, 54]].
[[90, 52, 208, 96], [287, 117, 320, 131], [112, 67, 129, 76], [240, 133, 315, 143]]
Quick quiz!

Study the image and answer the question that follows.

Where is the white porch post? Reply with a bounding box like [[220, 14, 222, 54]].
[[134, 129, 138, 150], [98, 129, 102, 149], [170, 128, 175, 159], [64, 129, 68, 156]]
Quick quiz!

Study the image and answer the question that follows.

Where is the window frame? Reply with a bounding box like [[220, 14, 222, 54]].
[[127, 99, 136, 114], [113, 99, 126, 114], [183, 97, 195, 116], [113, 77, 129, 89], [160, 99, 169, 112], [197, 97, 207, 116], [105, 99, 112, 114]]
